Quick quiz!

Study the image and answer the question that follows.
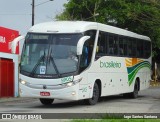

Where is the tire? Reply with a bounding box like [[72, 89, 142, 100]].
[[39, 98, 54, 105], [130, 81, 139, 98], [84, 82, 100, 105], [123, 80, 139, 99]]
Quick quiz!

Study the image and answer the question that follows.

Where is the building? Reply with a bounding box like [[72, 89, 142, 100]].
[[0, 26, 19, 98]]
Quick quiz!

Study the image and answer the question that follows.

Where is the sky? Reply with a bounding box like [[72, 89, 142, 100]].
[[0, 0, 68, 35]]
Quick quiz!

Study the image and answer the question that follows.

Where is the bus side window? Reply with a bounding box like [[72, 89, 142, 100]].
[[80, 42, 89, 67], [132, 39, 137, 57], [108, 34, 118, 56], [114, 36, 118, 55], [79, 30, 96, 72], [128, 38, 132, 56], [96, 31, 106, 59], [137, 39, 144, 58], [144, 41, 151, 58], [119, 37, 124, 56], [109, 35, 114, 55], [123, 39, 128, 56]]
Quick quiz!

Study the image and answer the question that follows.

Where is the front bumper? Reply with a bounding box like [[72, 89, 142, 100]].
[[19, 83, 79, 100]]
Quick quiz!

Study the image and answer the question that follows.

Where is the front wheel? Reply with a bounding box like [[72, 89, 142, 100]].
[[84, 82, 100, 105], [39, 98, 54, 105]]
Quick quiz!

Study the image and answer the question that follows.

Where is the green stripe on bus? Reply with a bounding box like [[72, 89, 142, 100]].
[[126, 61, 151, 86]]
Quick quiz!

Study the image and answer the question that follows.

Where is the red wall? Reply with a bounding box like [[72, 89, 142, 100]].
[[0, 58, 14, 97], [0, 27, 19, 54]]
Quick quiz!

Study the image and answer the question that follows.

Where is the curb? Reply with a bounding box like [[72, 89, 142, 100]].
[[150, 82, 160, 87]]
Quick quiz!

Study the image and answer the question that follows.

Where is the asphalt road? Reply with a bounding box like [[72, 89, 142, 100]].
[[0, 86, 160, 114], [0, 86, 159, 121]]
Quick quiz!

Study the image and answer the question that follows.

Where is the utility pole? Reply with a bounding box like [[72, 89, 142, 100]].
[[31, 0, 53, 26], [32, 0, 35, 26]]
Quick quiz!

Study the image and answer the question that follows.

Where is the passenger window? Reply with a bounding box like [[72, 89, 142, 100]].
[[108, 34, 118, 55], [128, 39, 132, 56], [144, 41, 151, 58], [128, 38, 137, 57], [137, 40, 144, 58], [119, 37, 129, 56], [132, 39, 137, 57], [119, 37, 124, 56], [96, 31, 106, 59], [123, 38, 128, 56]]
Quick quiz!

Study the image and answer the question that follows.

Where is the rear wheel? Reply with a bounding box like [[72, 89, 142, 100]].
[[123, 80, 139, 98], [84, 82, 100, 105], [130, 81, 139, 98], [39, 98, 54, 105]]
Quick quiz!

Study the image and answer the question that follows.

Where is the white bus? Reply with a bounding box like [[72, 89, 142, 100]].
[[19, 21, 151, 105]]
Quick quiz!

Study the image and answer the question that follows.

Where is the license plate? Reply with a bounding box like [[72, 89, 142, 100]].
[[40, 92, 50, 96]]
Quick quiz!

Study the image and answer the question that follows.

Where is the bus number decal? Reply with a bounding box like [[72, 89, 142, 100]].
[[82, 87, 87, 93], [61, 76, 73, 84]]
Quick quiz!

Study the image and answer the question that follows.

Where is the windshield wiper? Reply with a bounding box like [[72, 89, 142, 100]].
[[30, 51, 46, 77], [48, 48, 61, 78], [50, 56, 61, 78], [29, 47, 61, 78]]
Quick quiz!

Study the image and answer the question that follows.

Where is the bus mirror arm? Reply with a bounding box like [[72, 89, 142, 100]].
[[77, 36, 90, 55], [11, 35, 25, 54]]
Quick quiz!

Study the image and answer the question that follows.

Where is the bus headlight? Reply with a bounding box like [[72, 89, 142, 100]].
[[66, 82, 73, 87], [20, 80, 27, 85], [73, 78, 82, 84], [65, 78, 82, 87], [19, 79, 30, 86]]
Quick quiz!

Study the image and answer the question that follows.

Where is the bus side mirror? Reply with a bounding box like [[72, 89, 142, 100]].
[[77, 36, 90, 55], [11, 35, 25, 54]]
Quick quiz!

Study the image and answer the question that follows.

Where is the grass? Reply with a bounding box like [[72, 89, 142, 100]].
[[71, 119, 160, 122]]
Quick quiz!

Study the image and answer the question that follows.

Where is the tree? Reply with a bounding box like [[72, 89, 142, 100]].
[[56, 0, 160, 59]]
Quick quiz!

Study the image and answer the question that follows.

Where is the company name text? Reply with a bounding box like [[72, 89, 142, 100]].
[[0, 36, 6, 43], [100, 60, 121, 68]]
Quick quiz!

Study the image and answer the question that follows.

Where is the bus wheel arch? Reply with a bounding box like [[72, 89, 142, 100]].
[[123, 78, 140, 99], [95, 79, 102, 97], [84, 80, 101, 105], [136, 77, 140, 91], [130, 78, 139, 98]]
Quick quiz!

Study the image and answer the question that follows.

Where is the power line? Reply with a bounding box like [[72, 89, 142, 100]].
[[0, 13, 31, 16]]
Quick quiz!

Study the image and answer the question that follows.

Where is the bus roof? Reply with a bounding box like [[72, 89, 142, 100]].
[[29, 21, 150, 41]]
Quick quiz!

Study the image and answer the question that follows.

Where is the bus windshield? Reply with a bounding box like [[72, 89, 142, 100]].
[[20, 33, 82, 78]]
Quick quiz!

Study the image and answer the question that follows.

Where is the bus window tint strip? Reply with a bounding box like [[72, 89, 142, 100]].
[[96, 31, 151, 59]]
